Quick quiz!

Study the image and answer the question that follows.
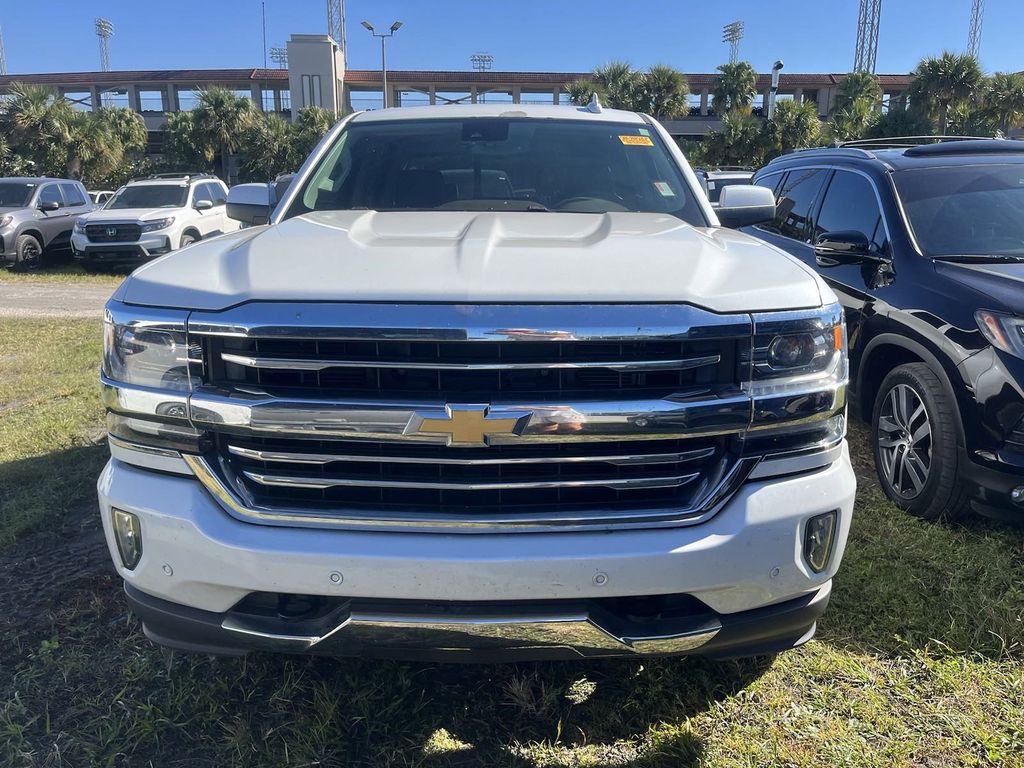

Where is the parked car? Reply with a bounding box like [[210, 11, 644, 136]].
[[696, 168, 756, 207], [746, 137, 1024, 522], [72, 173, 238, 272], [89, 190, 115, 205], [0, 177, 95, 270], [98, 103, 854, 662]]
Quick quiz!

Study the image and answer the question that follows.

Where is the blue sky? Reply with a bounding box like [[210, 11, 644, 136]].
[[3, 0, 1020, 76]]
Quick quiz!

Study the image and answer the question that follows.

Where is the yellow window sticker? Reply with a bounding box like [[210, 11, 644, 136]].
[[619, 135, 654, 146]]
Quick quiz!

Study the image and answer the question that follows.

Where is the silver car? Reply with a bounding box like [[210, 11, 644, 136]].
[[0, 178, 96, 270]]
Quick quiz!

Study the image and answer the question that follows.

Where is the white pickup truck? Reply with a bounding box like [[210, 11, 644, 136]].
[[98, 103, 855, 662]]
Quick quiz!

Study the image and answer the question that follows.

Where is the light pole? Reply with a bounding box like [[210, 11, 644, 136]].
[[361, 20, 402, 109], [767, 60, 784, 119]]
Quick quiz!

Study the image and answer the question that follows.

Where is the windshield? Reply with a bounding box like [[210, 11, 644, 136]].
[[107, 184, 187, 210], [895, 164, 1024, 257], [0, 182, 35, 207], [286, 118, 705, 225]]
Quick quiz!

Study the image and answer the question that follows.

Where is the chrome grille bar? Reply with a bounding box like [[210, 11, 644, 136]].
[[226, 443, 716, 467], [242, 470, 700, 492], [220, 352, 720, 373]]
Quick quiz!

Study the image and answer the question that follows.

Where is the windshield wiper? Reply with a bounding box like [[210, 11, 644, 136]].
[[432, 199, 550, 212], [934, 254, 1024, 264]]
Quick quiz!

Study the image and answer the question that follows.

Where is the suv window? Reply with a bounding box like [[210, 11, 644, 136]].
[[769, 169, 827, 241], [813, 170, 886, 252], [192, 183, 214, 207], [38, 184, 63, 208], [204, 182, 227, 206], [59, 182, 88, 207], [754, 171, 786, 196]]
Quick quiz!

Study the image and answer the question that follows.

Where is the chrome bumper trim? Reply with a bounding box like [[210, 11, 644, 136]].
[[220, 607, 723, 656]]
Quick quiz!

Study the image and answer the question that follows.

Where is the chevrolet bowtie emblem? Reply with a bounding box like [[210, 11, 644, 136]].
[[407, 405, 529, 446]]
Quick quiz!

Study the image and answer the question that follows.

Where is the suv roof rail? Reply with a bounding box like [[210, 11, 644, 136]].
[[129, 172, 219, 183], [902, 138, 1024, 157], [709, 165, 756, 172], [771, 146, 877, 162], [839, 135, 992, 149]]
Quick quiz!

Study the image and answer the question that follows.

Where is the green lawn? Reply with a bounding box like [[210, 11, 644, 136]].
[[1, 318, 1023, 767], [0, 263, 124, 285]]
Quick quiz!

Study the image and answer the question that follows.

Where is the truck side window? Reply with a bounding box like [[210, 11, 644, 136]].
[[773, 169, 827, 242], [813, 170, 887, 253]]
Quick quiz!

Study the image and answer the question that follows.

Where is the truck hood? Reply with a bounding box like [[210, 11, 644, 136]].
[[83, 207, 178, 223], [118, 210, 827, 313]]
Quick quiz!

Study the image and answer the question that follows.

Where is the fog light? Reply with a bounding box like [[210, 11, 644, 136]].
[[803, 511, 838, 573], [1011, 486, 1024, 505], [112, 508, 143, 570]]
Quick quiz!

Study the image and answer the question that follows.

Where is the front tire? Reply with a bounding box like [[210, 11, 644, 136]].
[[13, 234, 43, 271], [179, 232, 198, 248], [871, 362, 971, 521]]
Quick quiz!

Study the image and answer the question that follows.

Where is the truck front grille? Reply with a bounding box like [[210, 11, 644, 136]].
[[212, 433, 737, 519], [205, 337, 735, 400], [86, 223, 142, 243]]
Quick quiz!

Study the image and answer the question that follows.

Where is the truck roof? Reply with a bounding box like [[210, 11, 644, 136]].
[[349, 103, 648, 125]]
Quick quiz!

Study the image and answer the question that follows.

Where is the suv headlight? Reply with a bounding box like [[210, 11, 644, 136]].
[[141, 217, 175, 232], [744, 303, 848, 432], [0, 214, 13, 228], [976, 310, 1024, 358], [102, 308, 197, 391], [74, 218, 87, 233]]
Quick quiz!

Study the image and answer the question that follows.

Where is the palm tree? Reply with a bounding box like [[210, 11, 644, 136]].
[[240, 114, 297, 182], [64, 111, 122, 180], [162, 110, 215, 172], [833, 71, 882, 113], [637, 64, 690, 119], [702, 111, 767, 167], [98, 107, 148, 154], [909, 52, 984, 133], [592, 61, 644, 110], [294, 105, 337, 160], [193, 87, 260, 181], [867, 107, 934, 139], [711, 61, 757, 116], [983, 72, 1024, 134], [825, 100, 879, 143], [0, 83, 73, 172], [766, 99, 821, 154]]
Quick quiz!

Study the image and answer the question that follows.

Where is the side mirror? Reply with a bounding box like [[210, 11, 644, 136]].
[[715, 185, 776, 228], [814, 230, 872, 266], [226, 183, 273, 225], [37, 200, 60, 212], [194, 199, 214, 211]]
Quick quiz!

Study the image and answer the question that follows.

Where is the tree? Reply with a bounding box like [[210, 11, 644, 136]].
[[764, 99, 821, 154], [634, 64, 690, 119], [0, 82, 73, 174], [983, 72, 1024, 135], [239, 114, 296, 183], [701, 111, 768, 167], [909, 51, 984, 133], [63, 111, 119, 180], [711, 61, 757, 116], [825, 100, 879, 143], [866, 107, 934, 139], [161, 110, 215, 172], [832, 71, 882, 113], [293, 105, 337, 160], [193, 87, 260, 181]]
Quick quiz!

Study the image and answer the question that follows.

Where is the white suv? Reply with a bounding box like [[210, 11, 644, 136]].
[[72, 174, 238, 271], [98, 104, 855, 662]]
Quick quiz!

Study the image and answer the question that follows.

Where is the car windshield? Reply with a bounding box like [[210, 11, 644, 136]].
[[286, 117, 705, 225], [107, 184, 187, 209], [894, 163, 1024, 257], [0, 182, 35, 207]]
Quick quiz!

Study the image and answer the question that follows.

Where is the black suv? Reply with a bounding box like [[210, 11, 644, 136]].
[[745, 138, 1024, 522]]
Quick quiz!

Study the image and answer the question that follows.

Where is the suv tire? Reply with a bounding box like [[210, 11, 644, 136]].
[[180, 233, 198, 248], [871, 362, 971, 521], [13, 233, 43, 271]]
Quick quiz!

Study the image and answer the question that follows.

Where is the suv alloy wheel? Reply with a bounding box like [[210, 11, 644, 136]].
[[871, 363, 970, 520], [14, 233, 43, 271]]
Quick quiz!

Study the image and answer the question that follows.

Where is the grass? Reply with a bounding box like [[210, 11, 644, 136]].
[[1, 320, 1023, 767], [0, 262, 123, 284]]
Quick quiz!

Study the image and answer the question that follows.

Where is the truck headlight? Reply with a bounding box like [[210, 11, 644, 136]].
[[141, 217, 175, 232], [102, 308, 197, 391], [745, 303, 847, 397]]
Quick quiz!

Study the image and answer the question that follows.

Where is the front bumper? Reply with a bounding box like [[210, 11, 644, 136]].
[[71, 231, 171, 265], [97, 444, 855, 659]]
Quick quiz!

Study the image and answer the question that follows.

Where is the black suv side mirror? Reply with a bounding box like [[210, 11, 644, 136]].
[[814, 230, 874, 266], [37, 200, 60, 212]]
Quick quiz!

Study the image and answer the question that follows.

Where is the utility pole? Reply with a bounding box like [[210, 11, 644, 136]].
[[0, 27, 7, 76], [722, 21, 744, 64], [967, 0, 984, 59], [853, 0, 882, 73], [95, 18, 114, 73]]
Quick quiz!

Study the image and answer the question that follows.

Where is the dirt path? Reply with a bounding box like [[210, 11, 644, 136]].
[[0, 281, 115, 318]]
